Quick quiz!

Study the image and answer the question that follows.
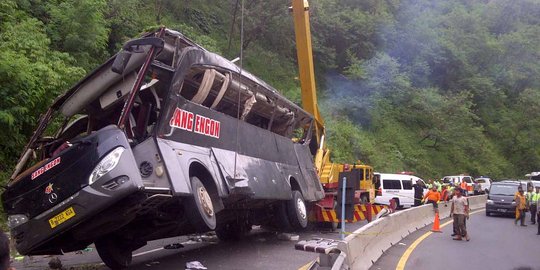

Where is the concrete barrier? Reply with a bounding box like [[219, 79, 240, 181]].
[[338, 195, 487, 270]]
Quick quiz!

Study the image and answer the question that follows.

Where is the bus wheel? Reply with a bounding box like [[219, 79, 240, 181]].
[[287, 190, 308, 230], [186, 176, 217, 231], [95, 236, 132, 269], [271, 201, 292, 231]]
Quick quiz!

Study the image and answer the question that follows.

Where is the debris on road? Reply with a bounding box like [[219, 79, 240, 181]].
[[48, 256, 62, 269], [186, 260, 207, 269], [187, 232, 218, 243], [398, 242, 407, 246], [182, 240, 200, 245], [277, 233, 300, 241], [164, 243, 184, 249], [75, 247, 93, 254]]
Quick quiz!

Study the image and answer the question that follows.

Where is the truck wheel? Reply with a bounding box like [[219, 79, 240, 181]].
[[95, 236, 132, 270], [186, 176, 217, 231], [393, 198, 402, 209], [286, 190, 308, 230]]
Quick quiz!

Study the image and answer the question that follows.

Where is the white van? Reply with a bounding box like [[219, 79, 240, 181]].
[[442, 175, 474, 193], [474, 177, 492, 193], [374, 173, 427, 208]]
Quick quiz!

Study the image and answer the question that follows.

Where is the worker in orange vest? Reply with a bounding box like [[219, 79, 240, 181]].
[[441, 185, 449, 204], [423, 186, 441, 213], [460, 181, 468, 196]]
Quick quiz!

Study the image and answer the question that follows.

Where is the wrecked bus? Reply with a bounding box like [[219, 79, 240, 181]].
[[2, 28, 324, 269]]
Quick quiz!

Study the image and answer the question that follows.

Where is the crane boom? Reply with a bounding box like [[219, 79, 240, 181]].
[[291, 0, 324, 146], [291, 0, 377, 211]]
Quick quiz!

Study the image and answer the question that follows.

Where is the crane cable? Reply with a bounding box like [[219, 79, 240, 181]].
[[233, 0, 245, 180]]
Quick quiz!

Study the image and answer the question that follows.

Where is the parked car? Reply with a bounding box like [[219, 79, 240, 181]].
[[474, 177, 492, 194], [486, 180, 526, 216], [374, 173, 427, 208]]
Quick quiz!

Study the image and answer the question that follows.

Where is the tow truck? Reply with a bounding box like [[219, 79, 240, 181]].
[[291, 0, 382, 225]]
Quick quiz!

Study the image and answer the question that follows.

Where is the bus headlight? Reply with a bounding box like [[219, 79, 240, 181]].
[[8, 214, 29, 229], [89, 147, 125, 184], [486, 199, 494, 205]]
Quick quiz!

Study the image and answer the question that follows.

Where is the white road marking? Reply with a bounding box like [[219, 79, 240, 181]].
[[133, 247, 164, 257]]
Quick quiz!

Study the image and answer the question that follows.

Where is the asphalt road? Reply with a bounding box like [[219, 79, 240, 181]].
[[371, 209, 540, 270], [12, 220, 368, 270]]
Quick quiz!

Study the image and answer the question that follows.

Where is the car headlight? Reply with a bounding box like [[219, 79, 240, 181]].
[[8, 214, 29, 229], [486, 199, 494, 205], [89, 147, 125, 184]]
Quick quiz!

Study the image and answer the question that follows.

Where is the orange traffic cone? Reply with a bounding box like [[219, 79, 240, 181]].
[[431, 213, 442, 233]]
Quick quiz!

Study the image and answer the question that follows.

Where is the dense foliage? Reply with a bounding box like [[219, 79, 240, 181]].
[[1, 0, 539, 182]]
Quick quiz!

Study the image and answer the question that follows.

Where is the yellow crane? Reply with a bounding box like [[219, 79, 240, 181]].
[[291, 0, 378, 223]]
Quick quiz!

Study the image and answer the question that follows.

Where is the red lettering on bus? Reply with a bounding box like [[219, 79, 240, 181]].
[[169, 108, 220, 139], [180, 109, 188, 129], [187, 113, 194, 130], [31, 157, 61, 180]]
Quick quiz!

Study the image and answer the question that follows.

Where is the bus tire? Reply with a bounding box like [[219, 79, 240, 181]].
[[95, 236, 132, 270], [271, 200, 292, 231], [286, 190, 308, 230], [186, 176, 217, 231]]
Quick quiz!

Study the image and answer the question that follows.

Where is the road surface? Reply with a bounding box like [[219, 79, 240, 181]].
[[12, 221, 367, 270], [372, 209, 540, 270]]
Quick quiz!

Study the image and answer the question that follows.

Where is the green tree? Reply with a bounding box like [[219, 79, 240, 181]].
[[0, 1, 84, 174]]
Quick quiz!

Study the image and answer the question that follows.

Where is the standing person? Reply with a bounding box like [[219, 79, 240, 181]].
[[474, 182, 482, 195], [514, 186, 527, 226], [412, 180, 424, 207], [434, 180, 442, 192], [460, 181, 468, 196], [423, 186, 441, 213], [426, 179, 433, 189], [451, 188, 470, 241], [528, 186, 539, 225], [536, 187, 540, 235], [441, 185, 449, 203]]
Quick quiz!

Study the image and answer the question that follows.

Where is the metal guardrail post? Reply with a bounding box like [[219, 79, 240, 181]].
[[341, 177, 346, 240]]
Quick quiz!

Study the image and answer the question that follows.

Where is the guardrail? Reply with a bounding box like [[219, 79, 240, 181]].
[[336, 195, 487, 270]]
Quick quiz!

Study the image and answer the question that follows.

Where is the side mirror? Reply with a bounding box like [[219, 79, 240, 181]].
[[111, 37, 164, 75], [111, 50, 132, 74]]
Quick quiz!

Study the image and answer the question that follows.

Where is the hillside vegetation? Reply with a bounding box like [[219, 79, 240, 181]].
[[1, 0, 539, 180]]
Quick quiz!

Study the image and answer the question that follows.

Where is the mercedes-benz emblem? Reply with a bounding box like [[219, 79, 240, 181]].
[[49, 193, 58, 203]]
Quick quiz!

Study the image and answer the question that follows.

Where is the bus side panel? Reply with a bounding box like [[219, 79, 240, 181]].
[[211, 148, 292, 201], [156, 139, 227, 197], [293, 143, 325, 201]]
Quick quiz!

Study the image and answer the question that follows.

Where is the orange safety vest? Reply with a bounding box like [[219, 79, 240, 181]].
[[441, 189, 448, 201], [460, 182, 467, 190]]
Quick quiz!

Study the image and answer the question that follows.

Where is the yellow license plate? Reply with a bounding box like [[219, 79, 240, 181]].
[[49, 207, 76, 229]]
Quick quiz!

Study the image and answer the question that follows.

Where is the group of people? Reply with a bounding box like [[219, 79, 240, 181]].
[[412, 180, 471, 241], [513, 185, 540, 234], [412, 179, 463, 208]]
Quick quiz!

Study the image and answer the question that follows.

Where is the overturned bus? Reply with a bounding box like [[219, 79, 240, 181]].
[[2, 28, 324, 268]]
